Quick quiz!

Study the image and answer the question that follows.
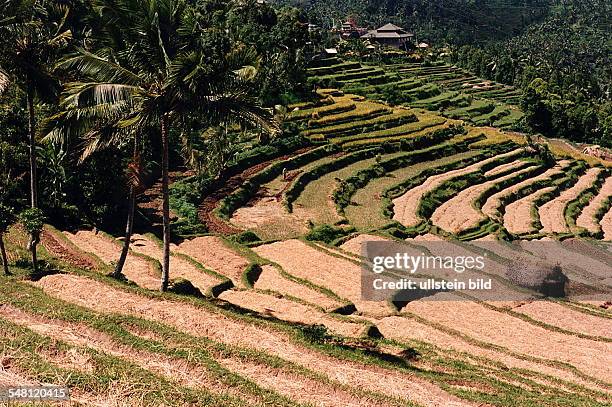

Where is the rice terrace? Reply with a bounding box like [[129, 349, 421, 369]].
[[0, 0, 610, 406]]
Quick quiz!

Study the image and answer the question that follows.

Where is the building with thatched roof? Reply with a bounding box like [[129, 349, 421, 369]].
[[361, 23, 414, 49]]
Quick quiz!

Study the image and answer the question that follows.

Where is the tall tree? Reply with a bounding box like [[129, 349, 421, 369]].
[[0, 0, 71, 271], [47, 0, 277, 290]]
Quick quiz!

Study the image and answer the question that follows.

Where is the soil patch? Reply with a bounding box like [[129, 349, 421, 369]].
[[199, 148, 312, 234]]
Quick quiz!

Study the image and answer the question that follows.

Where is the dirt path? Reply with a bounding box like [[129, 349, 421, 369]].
[[576, 176, 612, 233], [41, 228, 100, 271], [173, 236, 249, 288], [130, 234, 223, 294], [32, 274, 479, 407], [482, 161, 571, 221], [254, 265, 343, 311], [539, 167, 603, 234], [392, 149, 523, 227], [138, 171, 185, 228], [254, 240, 395, 317], [63, 230, 160, 290], [431, 162, 536, 233], [503, 187, 555, 235]]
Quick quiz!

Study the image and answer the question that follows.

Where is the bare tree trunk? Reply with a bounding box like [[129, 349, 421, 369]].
[[160, 114, 170, 292], [113, 134, 140, 278], [0, 232, 9, 275], [113, 189, 136, 277], [26, 84, 38, 274]]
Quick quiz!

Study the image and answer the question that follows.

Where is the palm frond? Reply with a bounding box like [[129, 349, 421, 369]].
[[58, 50, 141, 85], [79, 122, 134, 162], [0, 68, 9, 94], [62, 82, 141, 108]]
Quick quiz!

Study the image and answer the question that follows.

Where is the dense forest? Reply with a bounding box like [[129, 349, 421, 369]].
[[0, 0, 308, 285], [453, 0, 611, 146], [279, 0, 553, 43]]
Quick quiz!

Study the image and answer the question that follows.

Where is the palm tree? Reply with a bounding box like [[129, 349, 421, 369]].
[[47, 0, 277, 290], [0, 0, 71, 272]]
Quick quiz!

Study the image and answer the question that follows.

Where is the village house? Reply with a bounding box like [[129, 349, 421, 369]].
[[361, 23, 415, 49], [339, 19, 368, 39]]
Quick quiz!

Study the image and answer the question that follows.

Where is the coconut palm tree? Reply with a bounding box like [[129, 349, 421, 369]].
[[0, 0, 72, 272], [47, 0, 277, 290]]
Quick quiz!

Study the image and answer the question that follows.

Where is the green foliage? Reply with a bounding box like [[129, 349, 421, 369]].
[[453, 2, 611, 146], [169, 176, 209, 236], [168, 278, 204, 298], [18, 208, 45, 235], [242, 263, 263, 287], [299, 324, 331, 344], [304, 224, 353, 244], [230, 231, 261, 244], [0, 203, 16, 232], [284, 147, 381, 211]]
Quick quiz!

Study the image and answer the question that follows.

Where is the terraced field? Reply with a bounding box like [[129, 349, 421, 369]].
[[2, 59, 612, 407], [308, 58, 525, 129]]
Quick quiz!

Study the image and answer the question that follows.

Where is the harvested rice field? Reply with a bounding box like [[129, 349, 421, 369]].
[[2, 59, 611, 407]]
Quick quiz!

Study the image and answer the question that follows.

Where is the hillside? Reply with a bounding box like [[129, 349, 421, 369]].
[[1, 1, 611, 406], [3, 55, 612, 404], [279, 0, 552, 43]]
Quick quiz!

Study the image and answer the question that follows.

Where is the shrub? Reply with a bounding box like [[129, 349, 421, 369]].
[[230, 230, 261, 244], [243, 263, 263, 287], [299, 324, 332, 344], [169, 278, 203, 297], [305, 224, 353, 244], [19, 208, 45, 237], [169, 176, 211, 235]]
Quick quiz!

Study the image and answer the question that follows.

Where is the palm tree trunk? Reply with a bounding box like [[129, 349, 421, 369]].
[[113, 134, 141, 278], [0, 232, 9, 275], [160, 114, 170, 292], [113, 191, 136, 277], [26, 83, 38, 273]]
